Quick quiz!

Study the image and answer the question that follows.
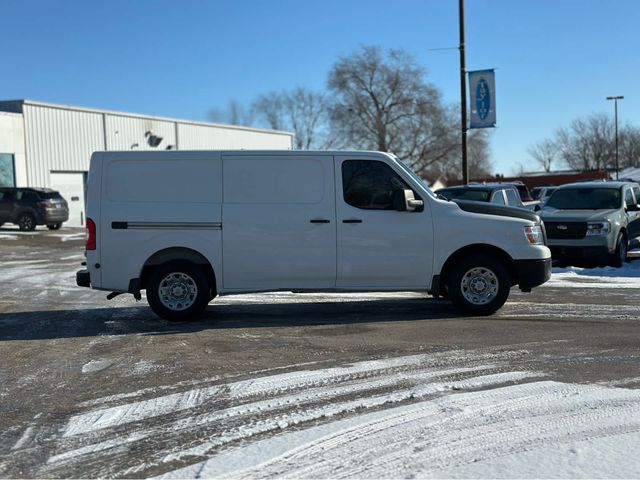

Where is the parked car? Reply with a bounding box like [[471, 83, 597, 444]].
[[0, 187, 69, 231], [539, 181, 640, 267], [531, 186, 558, 204], [77, 150, 551, 320], [511, 182, 535, 202], [435, 184, 528, 209]]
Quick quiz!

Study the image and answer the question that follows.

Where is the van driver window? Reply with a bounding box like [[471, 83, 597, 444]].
[[342, 160, 412, 210]]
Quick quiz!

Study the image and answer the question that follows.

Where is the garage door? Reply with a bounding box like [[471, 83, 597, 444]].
[[50, 172, 86, 227]]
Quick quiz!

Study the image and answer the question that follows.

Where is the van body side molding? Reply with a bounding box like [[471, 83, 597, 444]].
[[111, 222, 222, 230]]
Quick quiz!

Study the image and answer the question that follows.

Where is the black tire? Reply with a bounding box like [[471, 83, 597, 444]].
[[610, 233, 628, 268], [146, 260, 211, 321], [447, 254, 511, 315], [18, 213, 36, 231], [47, 223, 62, 230]]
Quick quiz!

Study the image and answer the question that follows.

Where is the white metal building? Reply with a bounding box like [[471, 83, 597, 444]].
[[0, 100, 294, 227]]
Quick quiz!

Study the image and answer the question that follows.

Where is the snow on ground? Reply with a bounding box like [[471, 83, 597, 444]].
[[36, 349, 640, 479], [158, 381, 640, 479], [547, 260, 640, 289]]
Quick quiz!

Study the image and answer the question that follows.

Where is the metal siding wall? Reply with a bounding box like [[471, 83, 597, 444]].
[[0, 113, 27, 186], [105, 115, 177, 150], [15, 102, 293, 189], [23, 105, 103, 187], [177, 123, 293, 150]]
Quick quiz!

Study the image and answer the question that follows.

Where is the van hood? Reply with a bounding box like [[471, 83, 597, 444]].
[[453, 200, 541, 223], [539, 208, 618, 222]]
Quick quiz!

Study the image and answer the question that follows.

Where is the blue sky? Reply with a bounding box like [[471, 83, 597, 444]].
[[2, 0, 638, 175]]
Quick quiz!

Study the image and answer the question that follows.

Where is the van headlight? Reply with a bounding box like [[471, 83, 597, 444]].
[[524, 225, 544, 245], [586, 221, 611, 236]]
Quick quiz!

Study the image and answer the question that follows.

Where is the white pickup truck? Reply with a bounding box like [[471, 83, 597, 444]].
[[76, 150, 551, 320]]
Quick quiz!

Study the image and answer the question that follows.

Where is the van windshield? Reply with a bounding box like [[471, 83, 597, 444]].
[[545, 187, 621, 210], [394, 157, 435, 198]]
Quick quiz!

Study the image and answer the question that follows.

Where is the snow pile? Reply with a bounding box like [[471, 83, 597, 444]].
[[547, 262, 640, 289]]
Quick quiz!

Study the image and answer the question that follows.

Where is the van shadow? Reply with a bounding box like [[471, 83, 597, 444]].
[[0, 297, 459, 341]]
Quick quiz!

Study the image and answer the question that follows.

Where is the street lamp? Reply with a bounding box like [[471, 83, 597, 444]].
[[606, 95, 624, 180]]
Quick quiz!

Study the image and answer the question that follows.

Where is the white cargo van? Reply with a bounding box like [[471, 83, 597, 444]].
[[76, 150, 551, 320]]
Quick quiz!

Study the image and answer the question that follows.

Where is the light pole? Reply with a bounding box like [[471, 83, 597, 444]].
[[606, 95, 623, 180], [459, 0, 468, 184]]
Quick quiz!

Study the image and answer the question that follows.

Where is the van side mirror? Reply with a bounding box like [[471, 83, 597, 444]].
[[393, 189, 423, 212]]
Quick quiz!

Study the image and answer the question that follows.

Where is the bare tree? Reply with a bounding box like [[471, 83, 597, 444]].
[[253, 87, 333, 149], [327, 46, 465, 179], [619, 125, 640, 169], [252, 93, 284, 131], [531, 114, 640, 172], [554, 114, 614, 171], [527, 139, 558, 172], [468, 129, 493, 178], [208, 100, 254, 126]]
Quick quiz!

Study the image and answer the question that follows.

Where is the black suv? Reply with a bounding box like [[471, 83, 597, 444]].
[[0, 188, 69, 231], [435, 184, 527, 208]]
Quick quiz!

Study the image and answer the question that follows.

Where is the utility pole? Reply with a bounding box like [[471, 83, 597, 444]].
[[606, 96, 623, 180], [459, 0, 469, 184]]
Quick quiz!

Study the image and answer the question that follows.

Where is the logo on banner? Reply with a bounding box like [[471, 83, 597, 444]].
[[476, 79, 490, 120], [469, 69, 496, 129]]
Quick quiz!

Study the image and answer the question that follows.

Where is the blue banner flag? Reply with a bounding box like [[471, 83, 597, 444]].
[[469, 69, 496, 129]]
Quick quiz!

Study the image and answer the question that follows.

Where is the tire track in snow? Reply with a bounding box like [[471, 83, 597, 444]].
[[170, 381, 640, 480], [39, 349, 536, 478]]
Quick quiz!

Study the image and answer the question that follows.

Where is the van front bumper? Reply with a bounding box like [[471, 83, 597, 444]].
[[76, 269, 91, 288], [514, 258, 552, 291]]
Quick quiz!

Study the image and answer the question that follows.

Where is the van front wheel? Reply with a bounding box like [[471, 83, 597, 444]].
[[147, 260, 210, 321], [447, 254, 510, 315]]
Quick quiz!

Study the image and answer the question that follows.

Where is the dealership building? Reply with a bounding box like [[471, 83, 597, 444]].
[[0, 100, 294, 227]]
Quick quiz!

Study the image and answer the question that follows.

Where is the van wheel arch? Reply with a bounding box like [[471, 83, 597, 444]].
[[439, 244, 515, 292], [140, 247, 217, 299]]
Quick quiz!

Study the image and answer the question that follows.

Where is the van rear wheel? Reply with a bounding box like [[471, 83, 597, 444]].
[[147, 260, 210, 321], [447, 254, 510, 315]]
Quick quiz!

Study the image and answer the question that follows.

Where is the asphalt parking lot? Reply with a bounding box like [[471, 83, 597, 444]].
[[1, 226, 639, 478]]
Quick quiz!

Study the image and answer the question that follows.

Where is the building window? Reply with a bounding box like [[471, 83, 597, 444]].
[[0, 154, 15, 187]]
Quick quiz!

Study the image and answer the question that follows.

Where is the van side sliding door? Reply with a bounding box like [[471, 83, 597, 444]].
[[222, 154, 337, 290]]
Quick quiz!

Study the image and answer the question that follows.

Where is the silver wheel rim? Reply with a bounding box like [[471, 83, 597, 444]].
[[158, 272, 198, 311], [461, 267, 499, 305]]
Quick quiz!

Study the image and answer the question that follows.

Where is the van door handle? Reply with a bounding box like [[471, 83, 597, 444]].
[[310, 219, 330, 224], [342, 219, 362, 224]]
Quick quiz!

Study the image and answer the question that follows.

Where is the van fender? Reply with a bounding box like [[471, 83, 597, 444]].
[[138, 246, 217, 294], [435, 244, 517, 295]]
